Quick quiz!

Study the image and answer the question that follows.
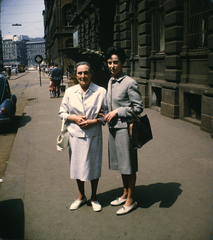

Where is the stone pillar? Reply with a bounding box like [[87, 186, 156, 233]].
[[161, 0, 184, 118], [114, 1, 131, 75], [138, 0, 151, 107], [202, 1, 213, 134]]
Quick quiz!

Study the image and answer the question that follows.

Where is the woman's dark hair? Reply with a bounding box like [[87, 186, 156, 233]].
[[75, 61, 93, 74], [105, 47, 126, 64]]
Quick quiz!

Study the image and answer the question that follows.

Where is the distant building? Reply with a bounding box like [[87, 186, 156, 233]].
[[26, 41, 46, 66], [2, 35, 29, 66], [0, 31, 4, 71], [2, 35, 46, 67]]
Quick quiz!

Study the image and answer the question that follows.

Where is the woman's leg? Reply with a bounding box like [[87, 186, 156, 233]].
[[121, 173, 136, 206], [90, 178, 99, 202], [76, 179, 85, 200]]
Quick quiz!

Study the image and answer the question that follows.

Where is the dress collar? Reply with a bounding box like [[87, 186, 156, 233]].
[[111, 73, 126, 82]]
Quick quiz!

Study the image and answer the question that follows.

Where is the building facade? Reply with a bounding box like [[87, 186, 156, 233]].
[[43, 0, 116, 84], [44, 0, 213, 135], [26, 41, 46, 66], [2, 35, 29, 66]]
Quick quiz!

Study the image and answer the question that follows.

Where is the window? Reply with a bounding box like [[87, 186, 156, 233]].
[[63, 3, 77, 26], [66, 38, 73, 48], [184, 93, 201, 121], [158, 0, 165, 52], [131, 1, 139, 55], [187, 0, 209, 50], [64, 6, 72, 26]]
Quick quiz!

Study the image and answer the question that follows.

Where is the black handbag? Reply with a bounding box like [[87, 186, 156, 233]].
[[127, 109, 153, 149]]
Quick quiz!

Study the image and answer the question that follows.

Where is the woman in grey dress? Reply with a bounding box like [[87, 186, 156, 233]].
[[104, 47, 143, 215], [59, 62, 108, 212]]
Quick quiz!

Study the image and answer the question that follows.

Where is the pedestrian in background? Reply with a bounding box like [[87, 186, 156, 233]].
[[48, 64, 53, 76], [6, 67, 11, 79], [50, 62, 63, 97], [59, 61, 108, 212], [49, 80, 55, 98], [104, 46, 143, 215]]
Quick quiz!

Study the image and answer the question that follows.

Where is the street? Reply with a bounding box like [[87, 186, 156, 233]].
[[0, 72, 213, 240], [0, 71, 41, 185]]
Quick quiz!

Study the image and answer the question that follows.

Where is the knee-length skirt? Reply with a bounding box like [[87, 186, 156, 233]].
[[108, 128, 138, 174], [69, 134, 102, 181]]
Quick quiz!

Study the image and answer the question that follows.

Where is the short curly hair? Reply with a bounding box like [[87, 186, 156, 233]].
[[105, 46, 126, 64]]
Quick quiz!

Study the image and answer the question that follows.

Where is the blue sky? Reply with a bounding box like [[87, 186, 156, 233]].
[[1, 0, 45, 38]]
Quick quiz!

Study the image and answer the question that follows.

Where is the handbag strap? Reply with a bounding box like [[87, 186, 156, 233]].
[[131, 107, 140, 122], [61, 117, 66, 132]]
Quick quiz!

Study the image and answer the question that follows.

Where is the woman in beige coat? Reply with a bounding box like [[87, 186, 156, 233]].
[[59, 62, 108, 212]]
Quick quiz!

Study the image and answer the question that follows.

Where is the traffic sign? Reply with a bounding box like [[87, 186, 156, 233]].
[[35, 55, 43, 64]]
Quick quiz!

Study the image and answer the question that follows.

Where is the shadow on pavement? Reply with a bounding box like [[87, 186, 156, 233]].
[[98, 182, 182, 209], [135, 182, 182, 208], [0, 198, 24, 240], [0, 114, 31, 134], [18, 113, 31, 128]]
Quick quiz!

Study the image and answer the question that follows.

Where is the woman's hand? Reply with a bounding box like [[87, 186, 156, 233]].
[[66, 115, 100, 129], [67, 115, 86, 125], [97, 109, 105, 118], [79, 119, 99, 129], [104, 110, 118, 123]]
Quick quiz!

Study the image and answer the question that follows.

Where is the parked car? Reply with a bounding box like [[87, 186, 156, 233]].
[[0, 74, 17, 123], [28, 66, 36, 71]]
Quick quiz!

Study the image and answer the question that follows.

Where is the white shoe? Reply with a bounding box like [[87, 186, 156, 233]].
[[116, 202, 137, 215], [110, 197, 127, 206], [91, 200, 102, 212], [70, 197, 87, 210]]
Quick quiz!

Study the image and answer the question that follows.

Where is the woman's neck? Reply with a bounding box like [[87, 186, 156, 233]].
[[113, 71, 123, 79], [81, 86, 89, 93]]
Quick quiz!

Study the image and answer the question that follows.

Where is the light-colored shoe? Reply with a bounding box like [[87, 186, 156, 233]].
[[116, 202, 137, 215], [91, 200, 102, 212], [110, 197, 127, 206], [70, 197, 87, 210]]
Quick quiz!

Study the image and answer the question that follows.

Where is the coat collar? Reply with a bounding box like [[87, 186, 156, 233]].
[[111, 73, 126, 83], [74, 81, 96, 93]]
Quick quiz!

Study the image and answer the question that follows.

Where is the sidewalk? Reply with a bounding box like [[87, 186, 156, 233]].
[[0, 75, 212, 240], [9, 72, 29, 80]]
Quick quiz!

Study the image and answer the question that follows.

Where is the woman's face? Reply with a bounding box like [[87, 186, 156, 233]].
[[76, 64, 92, 91], [107, 54, 124, 79]]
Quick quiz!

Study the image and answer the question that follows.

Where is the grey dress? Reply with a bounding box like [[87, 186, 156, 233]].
[[107, 73, 143, 174]]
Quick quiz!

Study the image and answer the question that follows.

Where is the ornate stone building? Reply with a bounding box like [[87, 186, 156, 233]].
[[43, 0, 213, 135], [26, 41, 46, 67]]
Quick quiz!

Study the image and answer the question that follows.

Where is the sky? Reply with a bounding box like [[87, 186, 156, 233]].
[[1, 0, 45, 38]]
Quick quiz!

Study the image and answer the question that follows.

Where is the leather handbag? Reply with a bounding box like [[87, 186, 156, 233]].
[[127, 108, 153, 149], [56, 118, 69, 151]]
